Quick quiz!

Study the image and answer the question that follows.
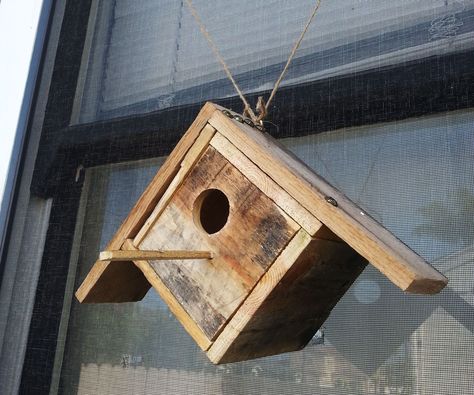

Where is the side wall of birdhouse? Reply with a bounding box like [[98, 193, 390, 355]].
[[207, 227, 368, 364]]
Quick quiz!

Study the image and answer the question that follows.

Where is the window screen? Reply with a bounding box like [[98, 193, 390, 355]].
[[56, 109, 474, 395], [77, 0, 474, 123]]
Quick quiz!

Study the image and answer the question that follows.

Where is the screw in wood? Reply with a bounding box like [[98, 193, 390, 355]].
[[325, 196, 338, 207], [222, 109, 233, 118]]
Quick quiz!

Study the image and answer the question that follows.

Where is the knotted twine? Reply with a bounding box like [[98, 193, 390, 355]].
[[184, 0, 322, 125]]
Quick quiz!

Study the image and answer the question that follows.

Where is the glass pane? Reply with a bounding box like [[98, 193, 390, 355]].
[[58, 109, 474, 394], [77, 0, 474, 122]]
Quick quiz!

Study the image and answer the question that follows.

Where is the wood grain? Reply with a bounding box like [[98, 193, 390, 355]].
[[134, 124, 216, 245], [137, 146, 299, 340], [208, 107, 447, 294], [122, 239, 212, 351], [210, 132, 321, 236], [99, 249, 213, 261], [76, 103, 218, 303], [208, 229, 368, 364]]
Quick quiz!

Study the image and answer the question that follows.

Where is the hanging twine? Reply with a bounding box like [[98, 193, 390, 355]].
[[184, 0, 322, 124], [184, 0, 258, 122]]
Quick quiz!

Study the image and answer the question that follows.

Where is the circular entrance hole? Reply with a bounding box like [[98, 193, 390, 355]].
[[193, 189, 230, 234]]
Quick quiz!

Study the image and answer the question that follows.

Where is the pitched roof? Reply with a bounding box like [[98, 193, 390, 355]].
[[76, 102, 447, 304]]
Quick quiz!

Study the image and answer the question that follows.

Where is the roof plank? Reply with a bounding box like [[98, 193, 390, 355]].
[[209, 106, 447, 294]]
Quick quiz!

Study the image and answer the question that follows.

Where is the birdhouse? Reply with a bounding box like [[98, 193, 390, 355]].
[[75, 102, 448, 364]]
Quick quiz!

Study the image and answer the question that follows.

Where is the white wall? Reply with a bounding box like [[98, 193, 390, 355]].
[[0, 0, 43, 201]]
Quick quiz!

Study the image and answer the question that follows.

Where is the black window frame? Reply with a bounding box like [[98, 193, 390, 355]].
[[12, 0, 474, 393]]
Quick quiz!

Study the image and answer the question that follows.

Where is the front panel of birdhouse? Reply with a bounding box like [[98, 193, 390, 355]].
[[133, 143, 300, 342]]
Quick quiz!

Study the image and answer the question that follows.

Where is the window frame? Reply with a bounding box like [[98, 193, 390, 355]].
[[8, 0, 474, 393]]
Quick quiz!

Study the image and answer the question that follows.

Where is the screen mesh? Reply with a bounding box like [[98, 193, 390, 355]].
[[77, 0, 474, 123], [57, 109, 474, 395]]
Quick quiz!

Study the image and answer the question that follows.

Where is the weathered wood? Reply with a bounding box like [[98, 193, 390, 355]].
[[137, 146, 299, 340], [122, 239, 212, 351], [76, 102, 448, 365], [208, 107, 447, 294], [207, 228, 312, 363], [75, 103, 218, 303], [210, 132, 322, 236], [99, 249, 213, 262], [208, 229, 368, 364], [134, 124, 216, 245]]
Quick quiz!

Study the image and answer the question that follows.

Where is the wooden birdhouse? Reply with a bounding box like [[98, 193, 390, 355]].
[[75, 102, 448, 364]]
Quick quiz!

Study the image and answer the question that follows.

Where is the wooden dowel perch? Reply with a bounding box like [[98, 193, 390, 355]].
[[99, 249, 214, 262]]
